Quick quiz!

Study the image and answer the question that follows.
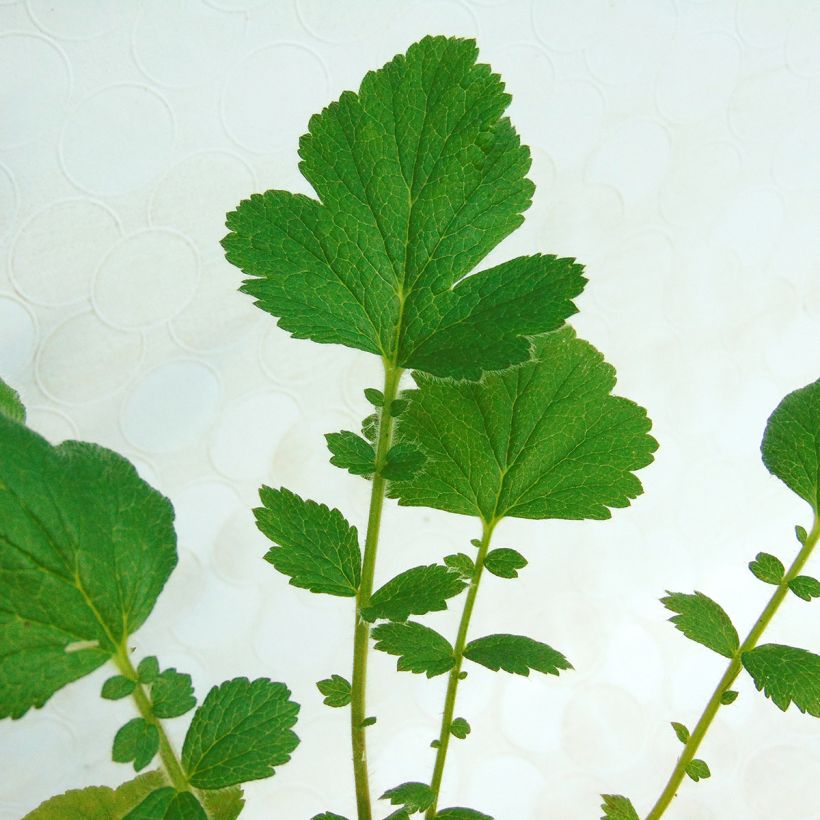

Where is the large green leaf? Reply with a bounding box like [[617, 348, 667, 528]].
[[661, 591, 739, 659], [742, 644, 820, 716], [389, 329, 657, 522], [0, 417, 177, 719], [222, 36, 585, 379]]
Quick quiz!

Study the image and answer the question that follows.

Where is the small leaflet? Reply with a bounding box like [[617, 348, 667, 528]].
[[684, 759, 711, 782], [741, 643, 820, 716], [483, 548, 527, 579], [599, 794, 639, 820], [326, 431, 376, 477], [450, 717, 471, 739], [138, 657, 160, 684], [372, 621, 455, 678], [748, 552, 785, 585], [361, 716, 377, 728], [444, 553, 475, 579], [151, 668, 197, 719], [381, 443, 425, 481], [720, 690, 739, 705], [361, 413, 379, 443], [670, 721, 689, 743], [661, 591, 739, 659], [312, 814, 349, 820], [112, 718, 159, 772], [463, 634, 572, 677], [364, 388, 384, 407], [435, 809, 493, 819], [362, 565, 466, 622], [380, 781, 435, 812], [316, 675, 352, 708], [788, 575, 820, 601], [101, 675, 136, 700]]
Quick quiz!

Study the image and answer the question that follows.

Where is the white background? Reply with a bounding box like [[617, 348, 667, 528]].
[[1, 1, 819, 818]]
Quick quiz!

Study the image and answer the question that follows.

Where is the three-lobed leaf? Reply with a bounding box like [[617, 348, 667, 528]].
[[362, 565, 466, 622], [463, 634, 571, 677], [483, 548, 527, 579], [600, 794, 639, 820], [112, 718, 159, 772], [789, 575, 820, 601], [151, 668, 197, 719], [317, 674, 352, 708], [371, 620, 455, 677], [326, 431, 376, 478], [389, 329, 657, 522], [684, 759, 711, 782], [255, 487, 361, 597], [0, 417, 177, 719], [450, 717, 471, 739], [748, 552, 784, 585], [182, 678, 300, 789], [661, 591, 739, 659], [741, 644, 820, 716], [443, 553, 475, 579]]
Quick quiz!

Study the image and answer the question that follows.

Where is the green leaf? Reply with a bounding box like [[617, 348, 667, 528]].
[[200, 786, 245, 820], [364, 388, 384, 407], [102, 675, 136, 701], [444, 553, 475, 579], [483, 548, 527, 579], [24, 771, 166, 819], [312, 814, 349, 820], [761, 378, 820, 512], [362, 413, 379, 443], [0, 378, 25, 423], [362, 564, 466, 622], [0, 418, 177, 719], [124, 788, 206, 819], [389, 328, 657, 522], [661, 591, 739, 659], [326, 431, 376, 477], [685, 759, 711, 782], [600, 794, 639, 820], [372, 620, 455, 677], [255, 486, 361, 597], [742, 644, 820, 716], [317, 674, 352, 708], [463, 634, 572, 677], [789, 575, 820, 601], [384, 812, 411, 820], [361, 716, 377, 728], [720, 689, 739, 705], [182, 677, 300, 789], [795, 524, 808, 544], [390, 399, 408, 417], [151, 668, 197, 718], [435, 809, 492, 819], [450, 717, 470, 739], [670, 721, 689, 743], [112, 718, 159, 772], [381, 781, 435, 812], [138, 656, 160, 684], [748, 552, 785, 584], [222, 36, 585, 381], [381, 443, 425, 481]]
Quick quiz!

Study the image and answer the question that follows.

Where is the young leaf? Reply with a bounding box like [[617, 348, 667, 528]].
[[182, 678, 300, 789], [138, 656, 160, 684], [720, 689, 739, 705], [381, 781, 435, 812], [112, 718, 160, 772], [0, 418, 177, 719], [222, 36, 586, 380], [483, 548, 527, 579], [670, 721, 689, 743], [600, 794, 639, 820], [795, 524, 808, 544], [389, 399, 408, 417], [362, 565, 466, 622], [684, 759, 711, 782], [788, 575, 820, 601], [463, 634, 572, 677], [450, 717, 471, 739], [748, 552, 785, 584], [361, 716, 377, 728], [0, 378, 25, 423], [741, 644, 820, 716], [24, 771, 166, 819], [364, 388, 384, 407], [761, 378, 819, 512], [661, 591, 739, 659], [124, 788, 206, 819], [200, 786, 245, 820], [326, 431, 376, 477], [381, 443, 425, 481], [313, 814, 349, 820], [444, 553, 475, 579], [389, 329, 657, 522], [255, 487, 361, 597], [151, 668, 196, 719], [361, 413, 379, 443], [317, 674, 352, 708], [371, 620, 455, 677], [435, 809, 492, 819], [384, 811, 411, 820], [102, 675, 136, 701]]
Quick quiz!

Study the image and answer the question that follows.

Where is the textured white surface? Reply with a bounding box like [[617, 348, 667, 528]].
[[1, 2, 819, 818]]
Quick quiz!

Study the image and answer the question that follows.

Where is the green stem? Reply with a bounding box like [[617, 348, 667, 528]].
[[350, 362, 403, 820], [645, 513, 820, 820], [425, 518, 497, 819], [114, 645, 190, 795]]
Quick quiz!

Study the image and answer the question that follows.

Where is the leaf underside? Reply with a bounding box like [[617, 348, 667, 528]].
[[222, 35, 586, 380], [742, 643, 820, 716], [463, 634, 571, 676], [661, 591, 739, 659]]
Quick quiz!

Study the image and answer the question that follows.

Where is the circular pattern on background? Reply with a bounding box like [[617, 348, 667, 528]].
[[0, 33, 70, 147], [93, 229, 198, 329], [12, 199, 120, 306], [25, 406, 78, 443], [296, 0, 396, 44], [60, 84, 174, 195], [773, 113, 820, 190], [786, 6, 820, 77], [469, 756, 545, 818], [132, 0, 246, 88], [36, 311, 143, 404], [121, 360, 220, 453], [27, 0, 131, 39], [712, 188, 784, 267], [736, 0, 791, 48], [221, 44, 328, 153], [0, 296, 36, 377], [743, 746, 820, 819], [532, 0, 606, 52], [0, 162, 17, 241]]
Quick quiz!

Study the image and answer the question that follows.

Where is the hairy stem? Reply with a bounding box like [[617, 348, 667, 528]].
[[351, 362, 403, 820], [113, 645, 191, 795], [645, 513, 820, 820], [425, 518, 497, 819]]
